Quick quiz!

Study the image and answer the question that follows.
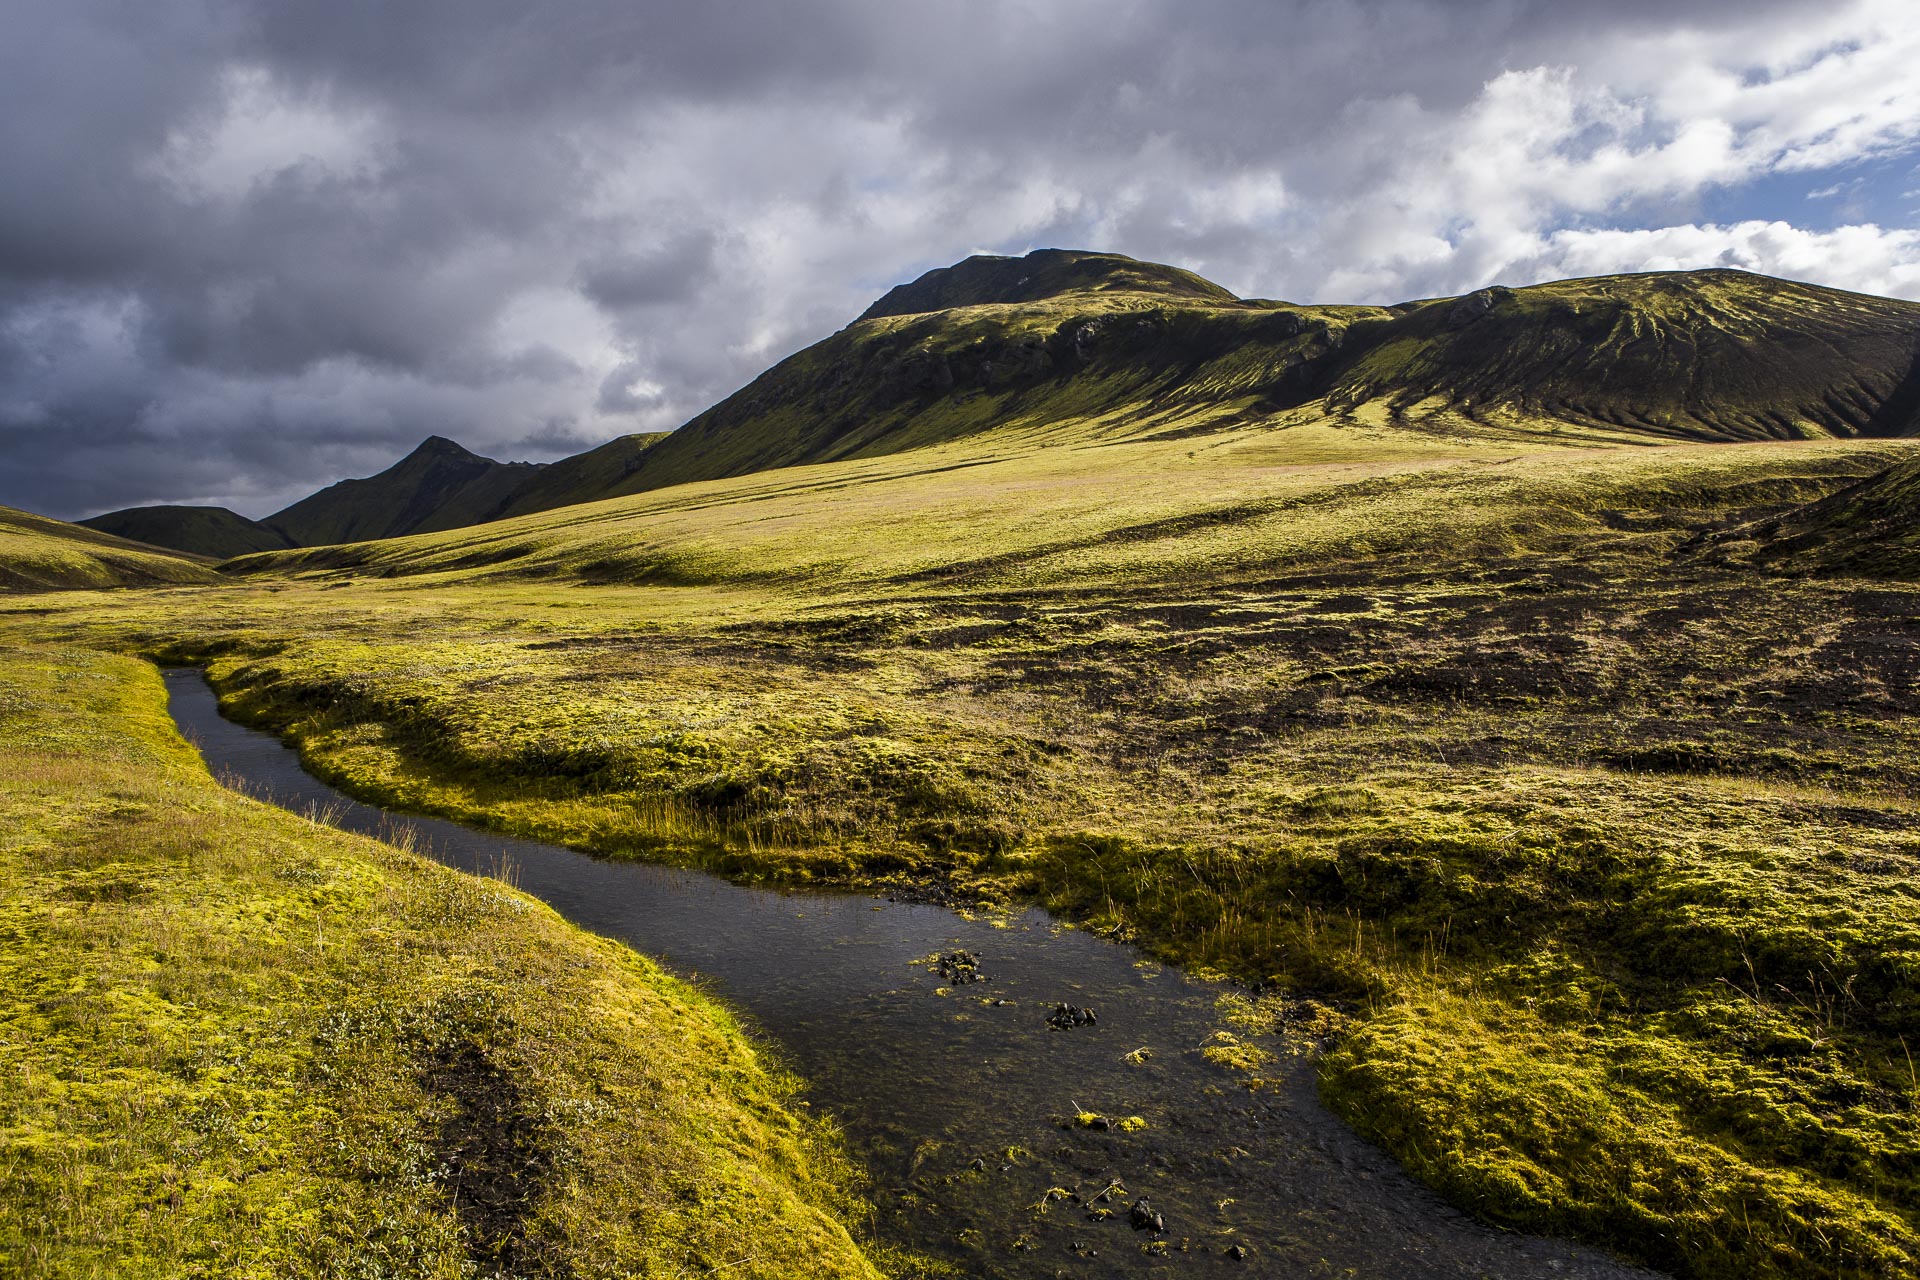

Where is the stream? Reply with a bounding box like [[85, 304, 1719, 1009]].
[[164, 668, 1658, 1279]]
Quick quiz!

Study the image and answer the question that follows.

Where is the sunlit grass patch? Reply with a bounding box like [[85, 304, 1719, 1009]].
[[0, 647, 883, 1279]]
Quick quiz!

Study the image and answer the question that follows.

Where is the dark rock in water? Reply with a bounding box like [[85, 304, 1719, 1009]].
[[1046, 1002, 1098, 1030], [1226, 1242, 1250, 1260], [933, 950, 987, 985], [1129, 1198, 1166, 1233]]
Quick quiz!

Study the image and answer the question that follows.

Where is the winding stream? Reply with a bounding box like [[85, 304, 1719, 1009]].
[[165, 669, 1658, 1279]]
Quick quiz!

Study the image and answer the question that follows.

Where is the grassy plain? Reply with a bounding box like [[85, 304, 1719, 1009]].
[[0, 645, 883, 1278], [8, 422, 1920, 1278]]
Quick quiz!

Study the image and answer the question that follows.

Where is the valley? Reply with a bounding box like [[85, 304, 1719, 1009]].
[[6, 251, 1920, 1279]]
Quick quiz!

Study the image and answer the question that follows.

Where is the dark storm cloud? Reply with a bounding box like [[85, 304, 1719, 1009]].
[[1, 0, 1914, 518], [578, 231, 720, 311]]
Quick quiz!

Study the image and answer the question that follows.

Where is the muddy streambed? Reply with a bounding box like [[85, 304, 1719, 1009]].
[[165, 669, 1657, 1279]]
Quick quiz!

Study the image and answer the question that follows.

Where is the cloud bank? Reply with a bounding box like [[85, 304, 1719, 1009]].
[[3, 0, 1917, 517]]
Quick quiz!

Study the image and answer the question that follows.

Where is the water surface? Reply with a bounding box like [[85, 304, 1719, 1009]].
[[165, 669, 1658, 1279]]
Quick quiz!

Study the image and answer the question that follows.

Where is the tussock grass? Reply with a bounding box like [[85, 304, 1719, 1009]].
[[0, 647, 883, 1279]]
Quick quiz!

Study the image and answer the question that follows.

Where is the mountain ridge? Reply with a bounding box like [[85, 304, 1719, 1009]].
[[261, 435, 545, 546], [856, 248, 1239, 321], [582, 255, 1920, 505], [67, 251, 1920, 559]]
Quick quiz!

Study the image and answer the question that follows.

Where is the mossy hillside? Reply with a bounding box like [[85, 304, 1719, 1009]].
[[489, 432, 670, 522], [1720, 455, 1920, 579], [220, 430, 1903, 592], [1327, 270, 1920, 441], [264, 436, 546, 547], [72, 255, 1908, 561], [0, 644, 884, 1279], [15, 434, 1920, 1277], [0, 506, 219, 592], [565, 259, 1920, 503], [78, 505, 295, 560]]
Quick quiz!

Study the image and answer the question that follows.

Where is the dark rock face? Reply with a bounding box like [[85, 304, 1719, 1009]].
[[1446, 285, 1516, 329]]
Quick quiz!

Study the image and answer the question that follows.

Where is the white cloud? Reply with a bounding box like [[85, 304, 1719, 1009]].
[[1223, 0, 1920, 301], [152, 65, 390, 200], [8, 0, 1920, 515], [1521, 220, 1920, 299]]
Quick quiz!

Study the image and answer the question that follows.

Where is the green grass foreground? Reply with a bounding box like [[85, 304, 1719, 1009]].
[[8, 422, 1920, 1277], [0, 646, 885, 1279]]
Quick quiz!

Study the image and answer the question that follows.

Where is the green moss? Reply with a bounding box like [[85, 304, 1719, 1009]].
[[0, 506, 218, 592], [0, 646, 884, 1278]]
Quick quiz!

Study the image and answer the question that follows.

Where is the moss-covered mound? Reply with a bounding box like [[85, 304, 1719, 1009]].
[[80, 505, 294, 559], [0, 646, 882, 1279], [1728, 454, 1920, 578], [0, 506, 219, 592], [1325, 270, 1920, 441]]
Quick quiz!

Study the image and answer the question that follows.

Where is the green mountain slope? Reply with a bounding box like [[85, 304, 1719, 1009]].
[[264, 436, 545, 546], [1325, 270, 1920, 441], [0, 506, 219, 590], [80, 504, 295, 558], [66, 253, 1919, 552], [577, 252, 1920, 502], [489, 432, 670, 519]]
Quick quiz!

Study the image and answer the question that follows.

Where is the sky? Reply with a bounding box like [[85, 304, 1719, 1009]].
[[4, 0, 1919, 519]]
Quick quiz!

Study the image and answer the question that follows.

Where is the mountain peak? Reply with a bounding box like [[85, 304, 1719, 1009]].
[[264, 436, 541, 547], [409, 434, 479, 460], [856, 248, 1238, 322]]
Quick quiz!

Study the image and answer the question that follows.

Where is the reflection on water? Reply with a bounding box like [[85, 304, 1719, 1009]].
[[164, 669, 1657, 1279]]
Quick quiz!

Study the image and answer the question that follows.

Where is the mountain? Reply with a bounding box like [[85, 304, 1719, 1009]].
[[856, 248, 1237, 320], [69, 435, 663, 559], [0, 505, 220, 591], [550, 250, 1920, 505], [488, 432, 670, 520], [262, 436, 545, 547], [57, 251, 1920, 558], [1318, 270, 1920, 440], [79, 505, 294, 559]]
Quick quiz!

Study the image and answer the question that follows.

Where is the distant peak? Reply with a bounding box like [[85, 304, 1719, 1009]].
[[411, 434, 478, 459], [857, 248, 1237, 322]]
